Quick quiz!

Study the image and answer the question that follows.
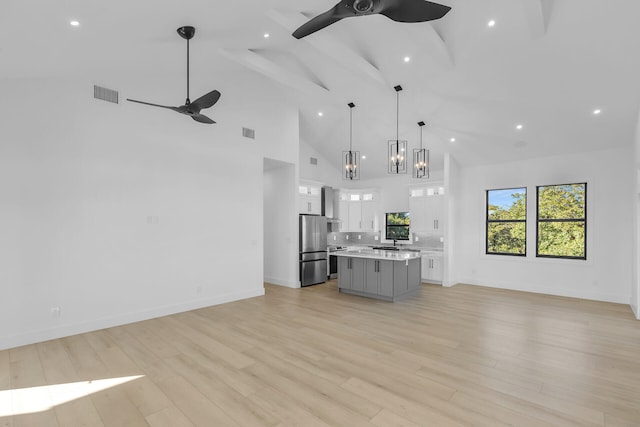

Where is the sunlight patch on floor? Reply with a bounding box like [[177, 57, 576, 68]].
[[0, 375, 144, 416]]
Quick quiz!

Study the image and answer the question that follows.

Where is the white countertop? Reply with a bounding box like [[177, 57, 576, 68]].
[[333, 248, 421, 261]]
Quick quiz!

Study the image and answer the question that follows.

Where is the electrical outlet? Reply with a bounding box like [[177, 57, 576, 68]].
[[415, 236, 420, 242], [51, 306, 61, 317], [333, 235, 336, 240], [374, 236, 379, 241], [358, 235, 361, 240], [346, 235, 349, 240]]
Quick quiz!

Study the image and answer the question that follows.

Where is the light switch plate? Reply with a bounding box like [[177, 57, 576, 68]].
[[358, 235, 361, 240]]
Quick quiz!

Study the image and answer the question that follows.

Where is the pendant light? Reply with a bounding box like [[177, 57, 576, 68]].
[[343, 102, 360, 180], [388, 85, 407, 174], [413, 121, 429, 179]]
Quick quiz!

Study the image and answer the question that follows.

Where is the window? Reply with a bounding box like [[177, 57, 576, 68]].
[[537, 183, 586, 259], [385, 212, 410, 241], [486, 187, 527, 256]]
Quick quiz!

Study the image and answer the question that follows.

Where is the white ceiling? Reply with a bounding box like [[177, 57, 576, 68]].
[[3, 0, 640, 178]]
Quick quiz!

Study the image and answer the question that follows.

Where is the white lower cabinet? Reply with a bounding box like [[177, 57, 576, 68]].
[[421, 252, 443, 284]]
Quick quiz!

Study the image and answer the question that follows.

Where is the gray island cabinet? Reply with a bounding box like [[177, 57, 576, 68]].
[[335, 249, 421, 301]]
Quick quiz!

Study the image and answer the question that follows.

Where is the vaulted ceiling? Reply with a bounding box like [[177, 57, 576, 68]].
[[3, 0, 640, 178]]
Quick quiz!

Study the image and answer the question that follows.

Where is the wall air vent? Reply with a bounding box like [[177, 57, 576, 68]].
[[242, 127, 256, 139], [93, 85, 119, 104], [310, 157, 318, 166]]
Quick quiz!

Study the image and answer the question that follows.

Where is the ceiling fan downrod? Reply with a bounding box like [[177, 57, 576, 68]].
[[177, 26, 196, 105]]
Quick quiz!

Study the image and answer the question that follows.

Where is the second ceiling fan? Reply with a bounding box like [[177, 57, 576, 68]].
[[293, 0, 452, 39]]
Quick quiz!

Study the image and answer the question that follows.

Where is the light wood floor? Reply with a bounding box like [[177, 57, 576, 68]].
[[2, 281, 640, 426]]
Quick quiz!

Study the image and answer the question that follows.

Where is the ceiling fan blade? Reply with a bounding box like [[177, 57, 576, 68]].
[[190, 90, 221, 111], [191, 113, 216, 124], [293, 3, 352, 39], [127, 98, 179, 111], [380, 0, 451, 23]]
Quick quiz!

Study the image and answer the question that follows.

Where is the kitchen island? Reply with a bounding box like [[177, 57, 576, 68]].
[[334, 248, 422, 302]]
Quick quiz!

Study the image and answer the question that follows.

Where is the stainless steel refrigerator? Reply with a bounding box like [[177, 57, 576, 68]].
[[299, 214, 328, 287]]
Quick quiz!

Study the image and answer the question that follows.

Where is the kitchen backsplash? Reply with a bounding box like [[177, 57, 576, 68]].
[[328, 232, 380, 246], [328, 232, 444, 250], [411, 233, 444, 250]]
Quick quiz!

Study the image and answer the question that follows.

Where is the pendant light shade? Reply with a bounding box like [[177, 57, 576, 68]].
[[343, 102, 360, 180], [388, 85, 407, 174], [413, 121, 429, 179]]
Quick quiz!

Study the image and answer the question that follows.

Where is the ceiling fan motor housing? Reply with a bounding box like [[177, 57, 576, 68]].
[[353, 0, 376, 14], [177, 26, 195, 40]]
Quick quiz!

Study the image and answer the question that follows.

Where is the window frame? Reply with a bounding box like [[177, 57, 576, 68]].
[[536, 182, 587, 260], [485, 187, 527, 257], [385, 212, 411, 241]]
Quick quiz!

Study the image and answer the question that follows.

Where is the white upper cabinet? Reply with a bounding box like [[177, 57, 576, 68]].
[[299, 181, 322, 215], [337, 190, 379, 232], [409, 183, 444, 234]]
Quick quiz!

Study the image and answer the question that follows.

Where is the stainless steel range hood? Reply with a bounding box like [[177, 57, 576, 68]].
[[321, 186, 335, 219]]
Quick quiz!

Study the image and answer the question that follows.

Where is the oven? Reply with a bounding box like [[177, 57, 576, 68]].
[[327, 246, 346, 279]]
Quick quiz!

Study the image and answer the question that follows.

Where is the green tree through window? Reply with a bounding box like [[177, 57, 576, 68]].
[[486, 188, 527, 255], [386, 212, 410, 241], [537, 183, 586, 259]]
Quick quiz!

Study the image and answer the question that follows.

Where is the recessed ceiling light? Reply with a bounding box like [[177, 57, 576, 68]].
[[593, 109, 602, 115], [361, 155, 367, 160], [70, 20, 80, 27], [488, 20, 496, 27], [516, 124, 523, 130], [318, 112, 323, 117], [450, 137, 456, 142], [263, 33, 270, 38], [404, 56, 411, 63]]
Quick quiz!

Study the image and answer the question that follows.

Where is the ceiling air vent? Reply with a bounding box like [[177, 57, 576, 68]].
[[242, 127, 255, 139], [94, 85, 119, 104], [310, 157, 318, 166]]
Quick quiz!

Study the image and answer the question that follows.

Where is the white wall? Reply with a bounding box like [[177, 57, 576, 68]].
[[0, 74, 299, 350], [299, 138, 342, 188], [451, 147, 634, 304], [633, 112, 640, 318], [444, 153, 461, 287], [264, 160, 298, 288]]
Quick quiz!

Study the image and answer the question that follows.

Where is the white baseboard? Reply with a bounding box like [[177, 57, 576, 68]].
[[0, 287, 265, 351], [632, 301, 640, 320], [264, 276, 300, 288], [455, 277, 629, 305]]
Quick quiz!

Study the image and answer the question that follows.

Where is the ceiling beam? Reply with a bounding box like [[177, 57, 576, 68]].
[[266, 9, 388, 88], [522, 0, 552, 39], [218, 48, 331, 99]]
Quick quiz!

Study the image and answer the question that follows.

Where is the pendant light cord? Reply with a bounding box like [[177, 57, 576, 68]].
[[396, 90, 399, 144], [350, 106, 353, 151]]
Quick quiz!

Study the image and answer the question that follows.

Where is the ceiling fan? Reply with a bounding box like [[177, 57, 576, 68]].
[[293, 0, 451, 39], [127, 26, 221, 124]]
